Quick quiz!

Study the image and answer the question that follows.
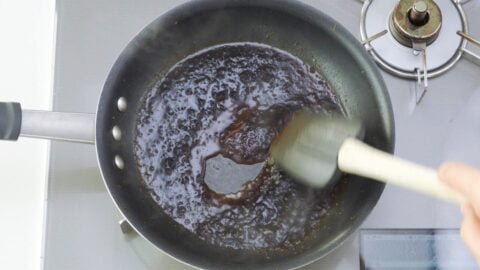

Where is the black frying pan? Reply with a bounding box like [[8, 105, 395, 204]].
[[0, 0, 394, 269]]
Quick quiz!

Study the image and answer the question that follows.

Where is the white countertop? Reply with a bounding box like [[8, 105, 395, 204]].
[[0, 1, 55, 269]]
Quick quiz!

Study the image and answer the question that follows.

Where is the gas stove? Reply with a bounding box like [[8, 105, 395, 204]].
[[42, 0, 480, 269]]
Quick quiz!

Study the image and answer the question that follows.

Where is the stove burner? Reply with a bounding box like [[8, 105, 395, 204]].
[[390, 0, 442, 47], [360, 0, 466, 80], [359, 0, 480, 103]]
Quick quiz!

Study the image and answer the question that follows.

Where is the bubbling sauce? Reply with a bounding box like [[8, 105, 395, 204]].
[[135, 43, 344, 251]]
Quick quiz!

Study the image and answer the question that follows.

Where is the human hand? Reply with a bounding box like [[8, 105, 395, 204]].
[[439, 162, 480, 265]]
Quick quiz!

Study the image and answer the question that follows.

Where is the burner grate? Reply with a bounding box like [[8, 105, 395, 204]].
[[359, 0, 480, 103]]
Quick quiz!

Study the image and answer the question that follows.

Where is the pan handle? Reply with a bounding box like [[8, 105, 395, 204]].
[[0, 102, 95, 144], [338, 138, 467, 205]]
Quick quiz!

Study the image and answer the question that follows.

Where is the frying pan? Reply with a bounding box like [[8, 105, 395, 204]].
[[0, 0, 394, 269]]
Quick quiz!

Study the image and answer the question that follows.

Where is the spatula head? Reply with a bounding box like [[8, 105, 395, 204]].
[[270, 112, 365, 188]]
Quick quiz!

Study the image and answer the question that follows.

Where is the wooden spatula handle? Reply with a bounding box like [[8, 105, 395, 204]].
[[338, 138, 466, 204]]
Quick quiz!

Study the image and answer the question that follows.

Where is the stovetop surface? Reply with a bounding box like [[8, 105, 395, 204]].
[[43, 0, 480, 269]]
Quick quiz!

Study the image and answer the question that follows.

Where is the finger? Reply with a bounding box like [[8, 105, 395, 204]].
[[460, 203, 480, 265], [439, 162, 480, 216]]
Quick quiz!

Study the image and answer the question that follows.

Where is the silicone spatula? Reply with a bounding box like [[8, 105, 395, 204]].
[[269, 112, 466, 204]]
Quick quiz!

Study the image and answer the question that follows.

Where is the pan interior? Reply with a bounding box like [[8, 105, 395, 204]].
[[134, 42, 344, 253]]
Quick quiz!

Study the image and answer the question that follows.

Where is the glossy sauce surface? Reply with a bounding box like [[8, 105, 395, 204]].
[[135, 43, 344, 251]]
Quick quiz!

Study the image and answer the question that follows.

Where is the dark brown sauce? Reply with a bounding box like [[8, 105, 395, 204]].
[[135, 43, 344, 251]]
